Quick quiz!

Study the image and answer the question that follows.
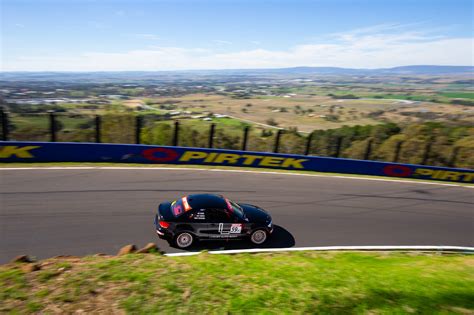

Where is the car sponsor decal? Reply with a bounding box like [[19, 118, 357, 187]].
[[230, 224, 242, 233], [218, 223, 242, 234], [193, 210, 205, 220], [171, 202, 183, 216], [182, 196, 192, 211]]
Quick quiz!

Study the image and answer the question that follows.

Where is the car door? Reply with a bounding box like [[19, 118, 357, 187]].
[[206, 208, 245, 239], [181, 208, 209, 238]]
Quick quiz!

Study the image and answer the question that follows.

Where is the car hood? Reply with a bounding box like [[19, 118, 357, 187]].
[[239, 203, 271, 223]]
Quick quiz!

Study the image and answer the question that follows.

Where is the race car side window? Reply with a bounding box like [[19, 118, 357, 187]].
[[206, 208, 233, 223]]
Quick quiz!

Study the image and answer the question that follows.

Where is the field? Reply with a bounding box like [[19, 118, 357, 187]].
[[148, 116, 253, 136], [439, 92, 474, 99], [1, 251, 473, 313], [4, 73, 474, 136], [139, 91, 474, 133], [9, 94, 472, 136], [143, 93, 382, 132]]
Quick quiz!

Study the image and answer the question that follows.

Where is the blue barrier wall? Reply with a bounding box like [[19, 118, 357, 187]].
[[0, 141, 473, 183]]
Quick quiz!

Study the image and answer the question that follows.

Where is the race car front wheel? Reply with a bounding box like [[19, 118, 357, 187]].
[[174, 232, 194, 249], [250, 229, 268, 245]]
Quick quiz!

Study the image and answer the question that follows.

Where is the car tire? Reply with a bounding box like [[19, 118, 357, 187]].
[[250, 229, 268, 245], [174, 231, 194, 249]]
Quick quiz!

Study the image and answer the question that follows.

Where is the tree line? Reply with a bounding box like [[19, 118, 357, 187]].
[[4, 112, 473, 169]]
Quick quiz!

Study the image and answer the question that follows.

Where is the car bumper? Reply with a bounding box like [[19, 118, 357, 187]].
[[155, 227, 173, 240]]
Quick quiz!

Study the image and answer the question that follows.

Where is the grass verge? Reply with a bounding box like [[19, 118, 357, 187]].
[[1, 162, 472, 187], [1, 252, 473, 313]]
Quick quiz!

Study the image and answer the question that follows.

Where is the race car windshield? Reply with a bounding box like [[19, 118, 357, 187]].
[[227, 199, 245, 220]]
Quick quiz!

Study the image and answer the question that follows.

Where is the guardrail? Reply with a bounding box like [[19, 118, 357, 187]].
[[1, 110, 473, 169], [1, 141, 473, 183]]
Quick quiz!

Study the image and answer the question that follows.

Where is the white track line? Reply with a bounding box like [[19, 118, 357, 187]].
[[1, 166, 472, 188], [164, 245, 474, 257]]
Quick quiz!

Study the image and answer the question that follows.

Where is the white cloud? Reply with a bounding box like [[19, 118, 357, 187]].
[[2, 26, 473, 71]]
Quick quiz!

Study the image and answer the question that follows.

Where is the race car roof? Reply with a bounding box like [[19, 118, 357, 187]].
[[186, 194, 228, 210]]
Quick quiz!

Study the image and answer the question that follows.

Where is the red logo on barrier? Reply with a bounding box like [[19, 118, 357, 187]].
[[383, 165, 412, 177], [142, 148, 179, 162]]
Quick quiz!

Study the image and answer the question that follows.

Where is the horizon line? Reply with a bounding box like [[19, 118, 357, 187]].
[[1, 64, 474, 74]]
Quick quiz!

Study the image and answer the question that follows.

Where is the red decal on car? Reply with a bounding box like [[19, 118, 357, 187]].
[[225, 198, 233, 213], [182, 197, 192, 211]]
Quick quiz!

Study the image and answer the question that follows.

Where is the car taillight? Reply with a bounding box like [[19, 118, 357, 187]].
[[159, 221, 170, 229]]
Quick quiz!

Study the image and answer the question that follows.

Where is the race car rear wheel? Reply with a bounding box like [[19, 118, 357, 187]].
[[250, 229, 267, 245], [175, 232, 194, 249]]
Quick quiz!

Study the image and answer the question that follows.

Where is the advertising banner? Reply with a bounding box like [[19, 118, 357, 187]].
[[1, 141, 473, 183]]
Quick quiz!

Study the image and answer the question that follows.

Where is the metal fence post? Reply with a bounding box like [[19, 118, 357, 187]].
[[242, 126, 249, 151], [274, 129, 283, 153], [95, 115, 101, 143], [48, 111, 57, 142], [421, 140, 432, 165], [305, 132, 313, 155], [393, 141, 403, 163], [448, 146, 460, 167], [364, 139, 373, 160], [173, 120, 179, 146], [135, 116, 142, 144], [333, 137, 342, 158], [1, 108, 9, 141], [208, 123, 216, 148]]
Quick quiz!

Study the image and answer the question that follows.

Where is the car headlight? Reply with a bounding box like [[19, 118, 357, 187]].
[[267, 220, 272, 228]]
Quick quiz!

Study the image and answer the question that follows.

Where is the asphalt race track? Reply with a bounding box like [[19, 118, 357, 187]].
[[1, 168, 473, 263]]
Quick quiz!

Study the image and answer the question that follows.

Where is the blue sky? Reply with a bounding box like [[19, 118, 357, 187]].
[[1, 0, 473, 71]]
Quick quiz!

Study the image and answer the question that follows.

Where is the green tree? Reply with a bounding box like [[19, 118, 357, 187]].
[[142, 123, 173, 146]]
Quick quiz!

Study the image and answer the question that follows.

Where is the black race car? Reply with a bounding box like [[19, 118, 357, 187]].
[[154, 194, 273, 249]]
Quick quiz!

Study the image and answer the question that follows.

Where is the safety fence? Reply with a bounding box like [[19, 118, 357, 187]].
[[1, 142, 473, 183], [1, 110, 473, 169]]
